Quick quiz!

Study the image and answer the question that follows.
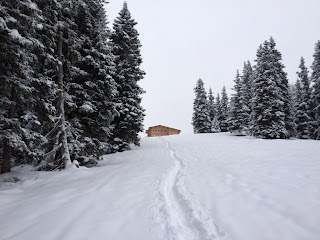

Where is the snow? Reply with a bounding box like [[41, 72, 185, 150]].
[[27, 2, 38, 10], [6, 16, 17, 23], [9, 29, 23, 40], [79, 102, 95, 113], [0, 133, 319, 240], [36, 23, 43, 30]]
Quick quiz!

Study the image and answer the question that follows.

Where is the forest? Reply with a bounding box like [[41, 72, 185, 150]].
[[193, 37, 320, 140], [0, 0, 145, 173]]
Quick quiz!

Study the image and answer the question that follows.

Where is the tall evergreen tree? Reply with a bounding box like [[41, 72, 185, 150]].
[[219, 86, 229, 132], [252, 37, 292, 139], [241, 61, 254, 102], [294, 79, 302, 116], [213, 93, 222, 132], [109, 2, 145, 152], [270, 38, 294, 137], [32, 0, 79, 170], [229, 70, 247, 135], [239, 61, 254, 133], [295, 57, 312, 139], [53, 0, 77, 169], [0, 0, 45, 173], [311, 41, 320, 139], [36, 0, 80, 169], [192, 79, 211, 133], [229, 70, 242, 135], [66, 0, 116, 164], [207, 88, 216, 132]]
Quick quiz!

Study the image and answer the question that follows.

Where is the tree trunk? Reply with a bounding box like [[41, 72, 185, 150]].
[[1, 87, 18, 174], [55, 25, 71, 169]]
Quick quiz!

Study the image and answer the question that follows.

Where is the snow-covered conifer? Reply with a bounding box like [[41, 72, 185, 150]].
[[66, 0, 116, 164], [213, 94, 222, 132], [311, 41, 320, 139], [0, 0, 45, 173], [207, 88, 217, 132], [295, 57, 312, 139], [219, 86, 229, 132], [229, 70, 246, 135], [109, 2, 145, 152], [192, 79, 211, 133], [252, 37, 292, 139], [239, 61, 254, 134], [270, 38, 294, 137], [38, 0, 78, 169]]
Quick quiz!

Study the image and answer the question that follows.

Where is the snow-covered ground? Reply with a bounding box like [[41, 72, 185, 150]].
[[0, 133, 319, 240]]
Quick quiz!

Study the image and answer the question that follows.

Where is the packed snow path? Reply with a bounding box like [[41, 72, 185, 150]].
[[1, 133, 320, 240], [154, 139, 223, 240]]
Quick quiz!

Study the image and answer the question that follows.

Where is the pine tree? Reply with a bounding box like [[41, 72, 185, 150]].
[[0, 0, 45, 173], [241, 61, 254, 102], [311, 41, 320, 139], [270, 38, 294, 137], [66, 0, 116, 164], [38, 0, 78, 169], [294, 79, 302, 122], [192, 79, 211, 133], [239, 61, 254, 134], [213, 93, 221, 132], [252, 37, 292, 139], [207, 88, 216, 132], [295, 57, 312, 139], [249, 67, 259, 133], [220, 86, 229, 132], [32, 0, 59, 163], [54, 1, 75, 169], [229, 70, 242, 134], [229, 70, 250, 135], [109, 2, 145, 152]]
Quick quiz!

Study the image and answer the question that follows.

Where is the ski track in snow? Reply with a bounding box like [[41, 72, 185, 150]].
[[154, 138, 224, 240], [2, 134, 319, 240]]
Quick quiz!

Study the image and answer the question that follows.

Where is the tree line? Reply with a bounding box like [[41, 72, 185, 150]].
[[0, 1, 145, 173], [193, 37, 320, 140]]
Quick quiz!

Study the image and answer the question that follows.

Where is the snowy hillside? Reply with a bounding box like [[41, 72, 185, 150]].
[[0, 133, 319, 240]]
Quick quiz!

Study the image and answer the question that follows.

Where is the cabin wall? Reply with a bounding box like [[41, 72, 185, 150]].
[[147, 126, 180, 137]]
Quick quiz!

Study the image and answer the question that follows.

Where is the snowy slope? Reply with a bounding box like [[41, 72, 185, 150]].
[[0, 133, 319, 240]]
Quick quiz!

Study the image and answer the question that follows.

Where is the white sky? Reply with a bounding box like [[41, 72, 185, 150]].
[[105, 0, 320, 134]]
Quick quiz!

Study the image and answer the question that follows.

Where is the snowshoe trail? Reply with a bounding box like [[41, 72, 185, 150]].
[[154, 138, 224, 240]]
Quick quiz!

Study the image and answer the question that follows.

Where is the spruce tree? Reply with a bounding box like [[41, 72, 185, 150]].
[[66, 0, 116, 164], [239, 61, 254, 134], [110, 2, 145, 152], [0, 0, 45, 173], [213, 93, 221, 132], [295, 57, 312, 139], [229, 70, 244, 135], [270, 38, 294, 137], [311, 41, 320, 139], [220, 86, 229, 132], [192, 79, 211, 133], [207, 88, 216, 132], [252, 37, 292, 139], [38, 0, 78, 169], [294, 79, 302, 118], [241, 61, 254, 103]]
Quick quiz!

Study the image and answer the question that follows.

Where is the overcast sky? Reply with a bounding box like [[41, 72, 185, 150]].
[[105, 0, 320, 134]]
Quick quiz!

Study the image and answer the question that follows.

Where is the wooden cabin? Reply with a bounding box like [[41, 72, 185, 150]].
[[146, 125, 181, 137]]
